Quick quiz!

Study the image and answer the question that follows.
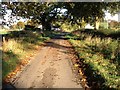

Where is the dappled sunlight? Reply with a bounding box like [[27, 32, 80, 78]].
[[1, 2, 120, 89], [68, 29, 120, 89], [2, 30, 49, 83]]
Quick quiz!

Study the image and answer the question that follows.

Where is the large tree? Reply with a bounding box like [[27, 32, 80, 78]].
[[2, 2, 120, 30], [2, 2, 63, 30], [63, 2, 120, 29]]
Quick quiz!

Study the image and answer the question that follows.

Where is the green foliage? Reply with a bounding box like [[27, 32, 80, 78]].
[[99, 21, 108, 29], [60, 21, 79, 32], [26, 20, 34, 26], [2, 30, 50, 79], [3, 50, 19, 78], [64, 2, 120, 25], [2, 2, 120, 30], [0, 31, 9, 35], [17, 21, 25, 30], [67, 29, 120, 89], [109, 20, 120, 29]]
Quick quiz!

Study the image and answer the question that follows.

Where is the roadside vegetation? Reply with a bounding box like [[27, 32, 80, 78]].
[[1, 28, 49, 82], [62, 22, 120, 89], [1, 2, 120, 89]]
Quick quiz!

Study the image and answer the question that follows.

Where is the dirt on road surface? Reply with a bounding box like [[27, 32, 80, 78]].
[[5, 36, 84, 89]]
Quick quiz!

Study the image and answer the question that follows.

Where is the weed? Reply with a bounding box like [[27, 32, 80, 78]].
[[2, 30, 49, 79], [68, 29, 120, 89]]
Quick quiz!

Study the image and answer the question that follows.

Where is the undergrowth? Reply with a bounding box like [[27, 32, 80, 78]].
[[2, 30, 49, 79], [66, 29, 120, 89]]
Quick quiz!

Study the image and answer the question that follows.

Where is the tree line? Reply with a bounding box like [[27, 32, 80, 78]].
[[2, 2, 120, 30]]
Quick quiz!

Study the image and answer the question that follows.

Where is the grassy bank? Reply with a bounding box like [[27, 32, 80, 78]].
[[66, 29, 120, 89], [2, 30, 49, 81]]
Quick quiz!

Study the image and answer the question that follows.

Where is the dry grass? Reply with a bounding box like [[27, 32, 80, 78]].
[[66, 29, 120, 89], [2, 30, 49, 79]]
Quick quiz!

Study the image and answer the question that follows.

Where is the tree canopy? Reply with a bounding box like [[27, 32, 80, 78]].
[[2, 2, 120, 30], [63, 2, 120, 27]]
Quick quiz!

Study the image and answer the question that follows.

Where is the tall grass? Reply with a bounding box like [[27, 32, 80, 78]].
[[60, 22, 80, 32], [67, 29, 120, 89], [2, 30, 49, 80]]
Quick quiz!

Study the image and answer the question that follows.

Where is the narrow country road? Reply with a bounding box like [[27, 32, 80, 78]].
[[9, 32, 83, 89]]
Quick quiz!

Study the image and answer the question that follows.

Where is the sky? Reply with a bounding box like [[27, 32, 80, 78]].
[[2, 10, 28, 26], [105, 12, 119, 21]]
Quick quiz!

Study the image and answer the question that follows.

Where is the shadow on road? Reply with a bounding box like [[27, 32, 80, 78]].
[[44, 41, 73, 50], [2, 83, 16, 90]]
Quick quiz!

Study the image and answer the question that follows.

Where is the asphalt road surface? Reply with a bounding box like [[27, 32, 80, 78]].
[[4, 32, 83, 89]]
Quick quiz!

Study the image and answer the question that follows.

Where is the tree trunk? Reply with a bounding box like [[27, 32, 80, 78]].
[[41, 13, 51, 31], [95, 21, 100, 30], [81, 17, 86, 29], [94, 17, 100, 30]]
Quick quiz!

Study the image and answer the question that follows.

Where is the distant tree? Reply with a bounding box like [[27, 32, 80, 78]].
[[17, 21, 25, 30], [26, 20, 34, 26], [63, 2, 120, 29], [10, 24, 17, 29], [109, 20, 120, 29]]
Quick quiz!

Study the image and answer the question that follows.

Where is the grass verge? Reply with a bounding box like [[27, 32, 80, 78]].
[[66, 29, 120, 89], [2, 30, 50, 82]]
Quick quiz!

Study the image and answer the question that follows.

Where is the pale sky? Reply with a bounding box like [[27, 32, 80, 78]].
[[105, 12, 118, 21]]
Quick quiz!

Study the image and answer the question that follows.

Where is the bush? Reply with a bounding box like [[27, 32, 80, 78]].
[[61, 21, 79, 32], [24, 25, 35, 31], [109, 20, 120, 29], [68, 29, 120, 89], [17, 21, 25, 30], [26, 20, 34, 26]]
